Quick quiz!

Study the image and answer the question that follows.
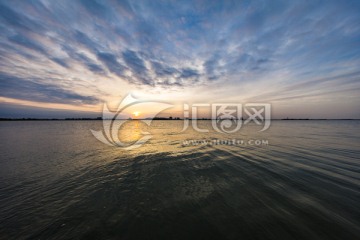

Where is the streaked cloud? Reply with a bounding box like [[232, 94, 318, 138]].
[[0, 0, 359, 117]]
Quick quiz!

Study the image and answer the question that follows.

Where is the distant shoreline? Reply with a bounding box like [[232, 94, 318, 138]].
[[0, 118, 359, 121]]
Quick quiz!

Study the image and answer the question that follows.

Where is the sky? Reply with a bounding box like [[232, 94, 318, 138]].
[[0, 0, 360, 119]]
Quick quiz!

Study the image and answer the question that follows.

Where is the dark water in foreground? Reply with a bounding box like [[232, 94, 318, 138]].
[[0, 120, 359, 240]]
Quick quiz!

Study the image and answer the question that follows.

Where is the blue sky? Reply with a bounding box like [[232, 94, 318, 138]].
[[0, 0, 360, 118]]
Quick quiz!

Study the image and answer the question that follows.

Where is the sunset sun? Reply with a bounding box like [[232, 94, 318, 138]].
[[133, 111, 140, 117]]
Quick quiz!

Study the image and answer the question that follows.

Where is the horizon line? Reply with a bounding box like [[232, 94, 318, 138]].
[[1, 117, 359, 121]]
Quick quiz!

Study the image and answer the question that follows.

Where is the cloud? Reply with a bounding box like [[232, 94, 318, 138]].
[[60, 45, 105, 74], [0, 73, 99, 105], [204, 54, 221, 80], [50, 57, 69, 68], [75, 53, 105, 74], [96, 52, 126, 77], [7, 34, 46, 55], [179, 68, 200, 79], [151, 61, 179, 77], [122, 50, 152, 85], [73, 31, 100, 54], [150, 61, 201, 86], [80, 0, 108, 18], [0, 2, 43, 31], [122, 50, 146, 75], [0, 0, 359, 117], [85, 62, 105, 74]]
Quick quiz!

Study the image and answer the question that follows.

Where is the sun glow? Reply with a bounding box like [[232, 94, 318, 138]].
[[133, 111, 140, 117]]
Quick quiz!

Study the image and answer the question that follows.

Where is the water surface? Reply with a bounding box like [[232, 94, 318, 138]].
[[0, 120, 359, 239]]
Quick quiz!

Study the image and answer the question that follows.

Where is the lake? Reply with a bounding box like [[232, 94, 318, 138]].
[[0, 120, 359, 239]]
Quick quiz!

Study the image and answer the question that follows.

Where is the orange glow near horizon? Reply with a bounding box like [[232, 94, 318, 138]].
[[133, 111, 141, 117], [0, 96, 100, 112]]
